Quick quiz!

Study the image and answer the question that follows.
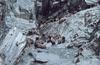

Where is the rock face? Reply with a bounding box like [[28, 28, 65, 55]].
[[5, 16, 36, 31], [35, 52, 60, 63], [0, 0, 100, 65], [41, 5, 100, 45], [0, 0, 8, 44], [33, 6, 100, 65], [5, 0, 36, 31], [0, 27, 26, 65], [85, 0, 99, 5]]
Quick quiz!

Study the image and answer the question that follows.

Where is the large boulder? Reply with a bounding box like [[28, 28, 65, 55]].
[[0, 27, 26, 65], [5, 0, 36, 31], [85, 0, 99, 5], [35, 52, 61, 64], [5, 13, 36, 31]]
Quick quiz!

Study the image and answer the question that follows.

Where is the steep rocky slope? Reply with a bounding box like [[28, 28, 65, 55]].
[[0, 0, 100, 65]]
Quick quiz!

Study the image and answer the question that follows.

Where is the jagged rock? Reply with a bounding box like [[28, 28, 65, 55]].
[[5, 0, 36, 31], [41, 5, 100, 46], [0, 0, 100, 65], [7, 0, 36, 20], [5, 15, 36, 31], [85, 0, 99, 5], [0, 55, 5, 65], [0, 27, 26, 65]]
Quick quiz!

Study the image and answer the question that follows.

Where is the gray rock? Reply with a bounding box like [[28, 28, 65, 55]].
[[0, 27, 26, 65], [35, 52, 60, 63]]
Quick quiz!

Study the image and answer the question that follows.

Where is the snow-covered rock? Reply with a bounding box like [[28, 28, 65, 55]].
[[35, 52, 61, 63], [45, 42, 52, 48], [0, 57, 4, 65], [1, 0, 100, 65], [14, 0, 35, 11], [5, 14, 36, 31], [85, 0, 99, 5], [5, 0, 36, 31], [42, 5, 100, 46], [36, 6, 100, 65], [78, 57, 100, 65], [0, 27, 26, 65]]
